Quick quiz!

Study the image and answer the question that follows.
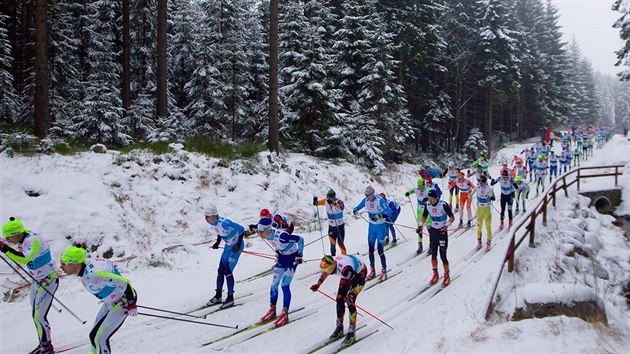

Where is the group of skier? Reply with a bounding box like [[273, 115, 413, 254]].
[[2, 128, 613, 353]]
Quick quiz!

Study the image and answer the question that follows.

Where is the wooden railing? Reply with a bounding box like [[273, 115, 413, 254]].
[[483, 164, 624, 320]]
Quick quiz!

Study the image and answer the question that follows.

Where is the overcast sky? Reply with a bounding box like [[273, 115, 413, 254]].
[[551, 0, 624, 78]]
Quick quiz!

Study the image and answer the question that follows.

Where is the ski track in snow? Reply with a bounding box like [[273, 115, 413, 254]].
[[1, 136, 629, 353]]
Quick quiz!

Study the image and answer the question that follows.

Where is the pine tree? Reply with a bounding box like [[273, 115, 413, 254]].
[[0, 13, 17, 121], [613, 0, 630, 80]]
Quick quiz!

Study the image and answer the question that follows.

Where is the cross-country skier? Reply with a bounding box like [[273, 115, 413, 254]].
[[527, 147, 537, 179], [425, 177, 442, 200], [353, 186, 392, 281], [548, 151, 559, 182], [310, 255, 367, 348], [417, 190, 455, 286], [1, 218, 57, 354], [250, 209, 295, 235], [405, 178, 431, 254], [443, 162, 460, 211], [533, 155, 548, 196], [205, 205, 245, 308], [491, 169, 516, 230], [60, 246, 137, 354], [313, 189, 346, 256], [476, 175, 495, 251], [379, 193, 401, 245], [449, 173, 475, 228], [514, 176, 530, 214], [257, 218, 304, 327]]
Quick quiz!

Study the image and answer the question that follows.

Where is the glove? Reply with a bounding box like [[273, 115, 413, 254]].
[[373, 215, 381, 221], [416, 226, 423, 234], [405, 192, 410, 197], [441, 226, 448, 232], [313, 196, 318, 206], [123, 297, 138, 317], [310, 283, 320, 292], [295, 254, 303, 265], [248, 224, 257, 231], [353, 209, 358, 217], [231, 243, 240, 252], [0, 240, 5, 250], [490, 196, 496, 201], [211, 240, 220, 249]]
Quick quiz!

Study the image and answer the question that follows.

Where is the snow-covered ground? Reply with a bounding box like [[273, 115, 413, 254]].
[[1, 135, 629, 353]]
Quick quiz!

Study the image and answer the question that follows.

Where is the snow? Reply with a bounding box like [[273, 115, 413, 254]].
[[1, 135, 629, 353], [520, 283, 597, 306]]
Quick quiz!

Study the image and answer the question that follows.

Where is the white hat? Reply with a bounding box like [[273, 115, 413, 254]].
[[204, 204, 218, 217]]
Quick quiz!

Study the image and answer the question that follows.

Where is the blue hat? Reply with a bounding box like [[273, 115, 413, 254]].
[[257, 218, 272, 232]]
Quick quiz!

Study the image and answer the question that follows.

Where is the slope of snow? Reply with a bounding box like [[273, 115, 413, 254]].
[[1, 136, 629, 353]]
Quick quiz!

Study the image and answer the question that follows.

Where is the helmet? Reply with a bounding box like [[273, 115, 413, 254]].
[[501, 170, 509, 176], [260, 208, 271, 218], [61, 246, 86, 264], [320, 255, 336, 274], [364, 186, 375, 197], [2, 217, 26, 238], [204, 205, 218, 217], [479, 175, 487, 183], [515, 176, 522, 182], [326, 189, 336, 198], [379, 192, 386, 199], [417, 178, 424, 186]]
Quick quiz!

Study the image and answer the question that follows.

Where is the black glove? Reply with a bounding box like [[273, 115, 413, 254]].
[[248, 224, 257, 231], [313, 196, 318, 206], [416, 226, 423, 234], [295, 254, 303, 265], [231, 243, 240, 252], [405, 192, 411, 197], [211, 240, 220, 249], [490, 196, 496, 201]]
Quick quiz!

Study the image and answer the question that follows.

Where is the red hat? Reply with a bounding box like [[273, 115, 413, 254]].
[[260, 208, 271, 217], [426, 177, 432, 184]]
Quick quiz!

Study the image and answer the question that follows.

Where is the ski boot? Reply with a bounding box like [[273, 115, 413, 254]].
[[366, 267, 376, 281], [274, 308, 289, 327], [416, 242, 423, 255], [523, 208, 527, 213], [457, 220, 464, 228], [498, 220, 504, 231], [486, 240, 492, 251], [508, 219, 513, 229], [260, 305, 276, 323], [477, 239, 482, 251], [207, 290, 222, 306], [29, 343, 54, 354], [455, 206, 460, 214], [391, 238, 397, 245], [341, 330, 356, 348], [442, 272, 450, 287], [220, 294, 234, 309], [379, 268, 387, 282], [467, 220, 472, 228], [330, 323, 344, 341], [514, 208, 519, 215], [429, 271, 440, 286], [384, 236, 390, 245]]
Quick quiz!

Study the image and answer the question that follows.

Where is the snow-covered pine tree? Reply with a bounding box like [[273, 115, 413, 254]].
[[0, 13, 17, 121], [566, 40, 601, 125], [462, 127, 487, 159], [279, 0, 344, 156], [613, 0, 630, 81]]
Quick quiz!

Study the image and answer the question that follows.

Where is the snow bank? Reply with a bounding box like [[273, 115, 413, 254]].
[[521, 283, 597, 305]]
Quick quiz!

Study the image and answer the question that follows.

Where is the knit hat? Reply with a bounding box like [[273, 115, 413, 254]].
[[2, 217, 26, 238], [257, 218, 272, 232], [61, 246, 86, 264], [428, 190, 438, 199]]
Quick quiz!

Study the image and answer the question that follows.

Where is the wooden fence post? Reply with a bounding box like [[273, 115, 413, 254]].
[[562, 176, 568, 197], [615, 166, 618, 187], [529, 213, 536, 247], [508, 235, 515, 272], [542, 195, 547, 226], [552, 183, 556, 208], [577, 169, 581, 191]]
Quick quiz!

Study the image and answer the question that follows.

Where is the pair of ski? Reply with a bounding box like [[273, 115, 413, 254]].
[[306, 324, 378, 353], [200, 306, 313, 347], [408, 274, 461, 303]]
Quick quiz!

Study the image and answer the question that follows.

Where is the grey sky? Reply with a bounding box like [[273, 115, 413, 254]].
[[551, 0, 623, 77]]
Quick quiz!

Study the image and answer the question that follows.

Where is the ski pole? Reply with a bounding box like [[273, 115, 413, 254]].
[[219, 246, 276, 260], [316, 289, 392, 329], [0, 254, 87, 324], [392, 224, 409, 242], [313, 205, 326, 254], [304, 233, 327, 248], [407, 196, 419, 224], [0, 254, 62, 313], [138, 312, 238, 329], [138, 305, 208, 319]]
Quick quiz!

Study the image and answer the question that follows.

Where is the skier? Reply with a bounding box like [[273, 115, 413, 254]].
[[250, 209, 295, 235], [475, 175, 495, 251], [60, 246, 137, 354], [514, 176, 530, 214], [491, 169, 516, 230], [310, 255, 367, 348], [1, 218, 57, 354], [448, 173, 475, 228], [548, 151, 559, 182], [499, 163, 515, 178], [425, 178, 442, 200], [527, 147, 537, 179], [416, 190, 456, 286], [511, 155, 524, 167], [379, 193, 401, 245], [257, 218, 304, 327], [444, 162, 460, 211], [405, 178, 431, 254], [313, 189, 346, 256], [205, 205, 245, 308], [353, 186, 392, 281], [476, 155, 489, 174], [513, 159, 528, 181], [563, 149, 573, 173], [540, 140, 551, 156], [533, 155, 548, 196], [573, 148, 581, 167]]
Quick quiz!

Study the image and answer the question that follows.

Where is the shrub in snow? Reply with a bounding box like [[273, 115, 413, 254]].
[[35, 138, 55, 154], [462, 128, 488, 159], [90, 144, 108, 154], [168, 143, 184, 153]]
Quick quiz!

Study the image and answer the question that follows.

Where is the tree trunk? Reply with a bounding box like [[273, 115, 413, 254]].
[[122, 0, 131, 115], [156, 0, 168, 119], [268, 0, 279, 152], [33, 0, 49, 138]]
